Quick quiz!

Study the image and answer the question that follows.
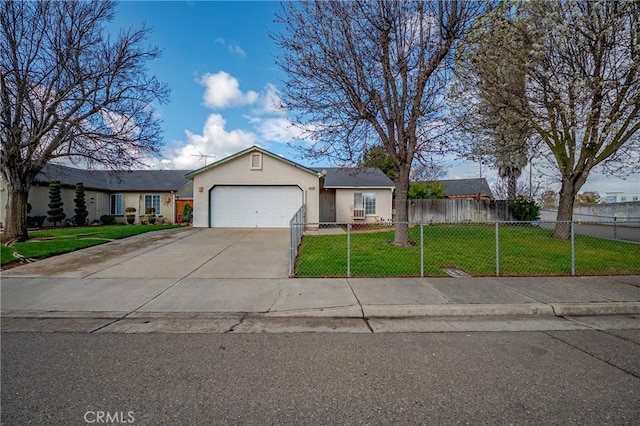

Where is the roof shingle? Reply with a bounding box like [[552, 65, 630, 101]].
[[320, 167, 395, 188], [35, 163, 191, 192]]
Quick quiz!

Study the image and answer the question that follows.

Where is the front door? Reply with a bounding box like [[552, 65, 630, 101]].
[[319, 190, 336, 223]]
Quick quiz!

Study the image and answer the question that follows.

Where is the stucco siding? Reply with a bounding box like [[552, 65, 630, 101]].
[[335, 188, 394, 223], [191, 151, 320, 227], [29, 186, 110, 225]]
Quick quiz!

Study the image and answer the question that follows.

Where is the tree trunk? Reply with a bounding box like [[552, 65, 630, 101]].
[[393, 165, 411, 246], [553, 177, 584, 239], [507, 175, 517, 200], [2, 187, 30, 245]]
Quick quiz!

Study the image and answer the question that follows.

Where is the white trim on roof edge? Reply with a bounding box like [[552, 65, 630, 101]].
[[185, 146, 319, 179]]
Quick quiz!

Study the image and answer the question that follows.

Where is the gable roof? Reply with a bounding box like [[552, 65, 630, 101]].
[[320, 167, 395, 189], [185, 145, 319, 178], [416, 178, 493, 198], [34, 163, 192, 192]]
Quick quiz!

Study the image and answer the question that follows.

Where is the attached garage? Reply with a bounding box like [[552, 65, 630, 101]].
[[187, 146, 321, 228], [210, 185, 303, 228]]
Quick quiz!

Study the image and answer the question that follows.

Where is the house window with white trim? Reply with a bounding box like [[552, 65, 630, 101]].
[[144, 194, 161, 215], [354, 192, 376, 215], [110, 194, 123, 215]]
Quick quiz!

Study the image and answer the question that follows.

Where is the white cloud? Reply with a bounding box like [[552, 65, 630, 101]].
[[200, 71, 258, 109], [253, 83, 286, 116], [166, 113, 256, 170], [248, 116, 309, 144], [215, 38, 246, 57]]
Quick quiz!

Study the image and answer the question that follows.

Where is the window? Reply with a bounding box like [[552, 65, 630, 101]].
[[110, 194, 123, 215], [364, 193, 376, 215], [250, 153, 262, 170], [144, 194, 160, 215], [354, 192, 376, 215]]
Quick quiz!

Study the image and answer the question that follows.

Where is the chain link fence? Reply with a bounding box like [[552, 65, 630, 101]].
[[289, 220, 640, 277], [289, 206, 305, 276]]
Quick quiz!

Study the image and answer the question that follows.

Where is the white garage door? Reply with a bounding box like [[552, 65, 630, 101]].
[[210, 185, 303, 228]]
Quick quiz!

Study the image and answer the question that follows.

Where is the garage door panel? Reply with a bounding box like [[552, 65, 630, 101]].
[[211, 186, 303, 228]]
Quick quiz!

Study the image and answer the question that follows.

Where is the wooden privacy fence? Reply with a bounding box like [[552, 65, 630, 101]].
[[408, 199, 513, 223]]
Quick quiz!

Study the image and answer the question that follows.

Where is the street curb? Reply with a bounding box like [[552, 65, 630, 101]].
[[550, 302, 640, 316], [362, 302, 640, 318], [1, 302, 638, 321], [0, 310, 127, 319], [362, 303, 555, 318]]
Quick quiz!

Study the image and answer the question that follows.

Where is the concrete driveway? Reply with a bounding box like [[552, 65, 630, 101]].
[[1, 228, 291, 279]]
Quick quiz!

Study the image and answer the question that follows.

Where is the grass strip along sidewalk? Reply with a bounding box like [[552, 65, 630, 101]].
[[1, 225, 182, 267], [295, 224, 640, 277]]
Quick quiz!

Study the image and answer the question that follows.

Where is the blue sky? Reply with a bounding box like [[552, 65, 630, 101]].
[[111, 1, 639, 196]]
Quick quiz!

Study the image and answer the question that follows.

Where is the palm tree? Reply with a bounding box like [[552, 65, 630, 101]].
[[496, 144, 528, 200]]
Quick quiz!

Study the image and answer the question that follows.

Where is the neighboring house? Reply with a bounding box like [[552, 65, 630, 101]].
[[319, 167, 395, 223], [186, 146, 395, 228], [603, 192, 640, 203], [0, 163, 192, 227], [414, 178, 493, 200]]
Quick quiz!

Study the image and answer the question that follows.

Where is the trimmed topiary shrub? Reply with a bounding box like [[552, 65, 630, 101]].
[[180, 203, 193, 223], [47, 180, 66, 226], [73, 182, 89, 226]]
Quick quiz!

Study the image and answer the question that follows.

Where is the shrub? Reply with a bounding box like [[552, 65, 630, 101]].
[[27, 216, 47, 228], [509, 196, 540, 221], [408, 182, 445, 199], [180, 204, 193, 223], [125, 207, 136, 225], [47, 180, 66, 225], [100, 214, 116, 225], [73, 182, 89, 226]]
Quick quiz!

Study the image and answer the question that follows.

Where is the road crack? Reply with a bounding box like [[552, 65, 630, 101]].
[[225, 313, 247, 333], [543, 330, 640, 379]]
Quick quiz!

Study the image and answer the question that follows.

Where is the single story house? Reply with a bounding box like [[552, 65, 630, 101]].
[[1, 146, 395, 229], [186, 146, 395, 228], [414, 178, 493, 200], [0, 163, 193, 226]]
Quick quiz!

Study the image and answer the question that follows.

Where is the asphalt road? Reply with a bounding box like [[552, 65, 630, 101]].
[[541, 222, 640, 243], [2, 329, 639, 425]]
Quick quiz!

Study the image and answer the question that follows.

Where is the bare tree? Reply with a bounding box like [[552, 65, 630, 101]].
[[453, 0, 640, 238], [1, 1, 168, 244], [273, 1, 482, 245], [490, 177, 544, 201], [410, 158, 448, 182]]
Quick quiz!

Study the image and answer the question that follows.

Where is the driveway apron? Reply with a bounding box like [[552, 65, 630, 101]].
[[2, 228, 291, 315], [2, 228, 291, 279]]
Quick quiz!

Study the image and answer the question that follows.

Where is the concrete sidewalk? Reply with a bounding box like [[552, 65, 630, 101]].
[[2, 275, 639, 320]]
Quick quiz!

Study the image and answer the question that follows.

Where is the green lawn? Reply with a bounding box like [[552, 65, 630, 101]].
[[295, 224, 640, 277], [1, 225, 184, 267]]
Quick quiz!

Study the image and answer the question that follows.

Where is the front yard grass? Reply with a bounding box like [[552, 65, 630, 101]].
[[0, 224, 183, 267], [295, 224, 640, 277]]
